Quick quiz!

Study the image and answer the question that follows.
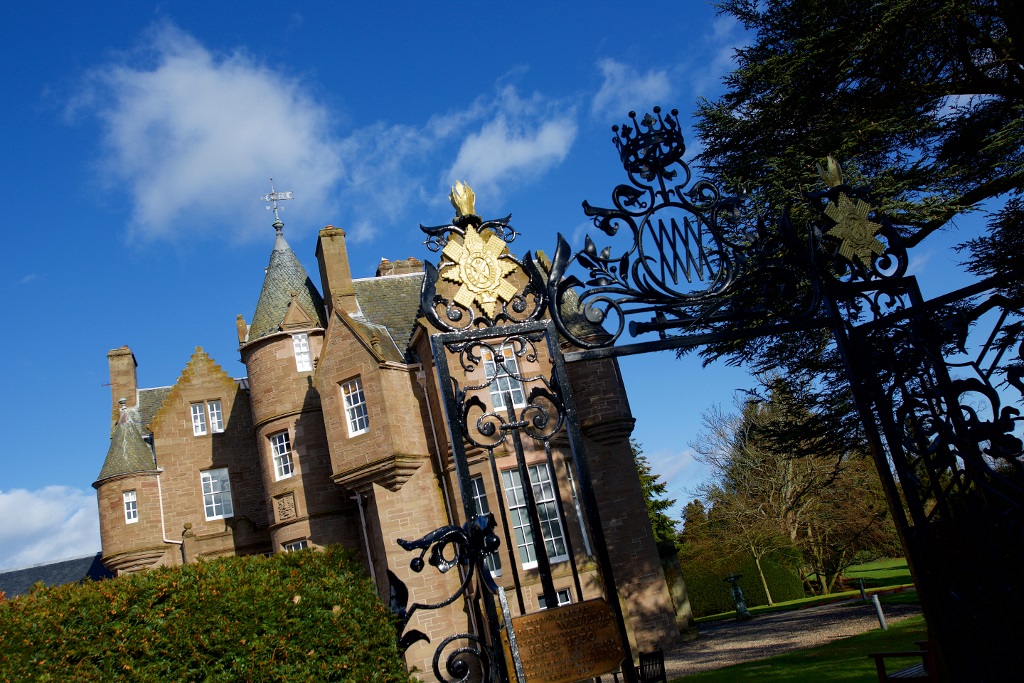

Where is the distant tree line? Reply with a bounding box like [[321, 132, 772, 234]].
[[684, 376, 901, 602], [634, 375, 900, 614]]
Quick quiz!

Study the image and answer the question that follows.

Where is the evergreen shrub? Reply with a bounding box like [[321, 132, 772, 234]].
[[679, 552, 804, 617], [0, 546, 411, 682]]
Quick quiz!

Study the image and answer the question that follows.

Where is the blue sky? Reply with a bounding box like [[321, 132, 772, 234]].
[[0, 1, 980, 570]]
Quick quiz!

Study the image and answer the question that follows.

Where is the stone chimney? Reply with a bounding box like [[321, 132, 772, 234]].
[[107, 346, 138, 422], [315, 225, 358, 317], [376, 256, 424, 277]]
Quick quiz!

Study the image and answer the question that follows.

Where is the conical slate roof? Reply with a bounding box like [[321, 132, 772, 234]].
[[247, 224, 327, 342], [96, 404, 157, 483]]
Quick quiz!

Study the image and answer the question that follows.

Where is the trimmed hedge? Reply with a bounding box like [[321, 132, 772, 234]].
[[0, 546, 411, 682], [679, 553, 804, 618]]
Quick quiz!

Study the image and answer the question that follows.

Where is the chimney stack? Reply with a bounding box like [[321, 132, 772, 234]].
[[315, 225, 358, 317], [107, 346, 138, 425]]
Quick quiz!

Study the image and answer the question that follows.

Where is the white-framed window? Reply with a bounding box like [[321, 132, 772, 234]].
[[191, 400, 224, 436], [470, 475, 502, 576], [483, 345, 526, 410], [123, 490, 138, 524], [293, 333, 312, 372], [341, 378, 369, 436], [283, 539, 308, 552], [200, 468, 234, 520], [191, 403, 207, 435], [270, 431, 294, 480], [538, 588, 573, 610], [501, 463, 568, 569], [207, 400, 224, 433]]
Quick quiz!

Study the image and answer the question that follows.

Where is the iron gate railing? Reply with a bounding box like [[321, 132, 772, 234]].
[[385, 108, 1023, 682]]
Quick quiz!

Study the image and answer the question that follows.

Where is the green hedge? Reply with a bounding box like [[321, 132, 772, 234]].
[[0, 546, 411, 682], [679, 553, 804, 618]]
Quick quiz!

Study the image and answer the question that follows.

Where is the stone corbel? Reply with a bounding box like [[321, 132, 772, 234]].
[[332, 453, 425, 494]]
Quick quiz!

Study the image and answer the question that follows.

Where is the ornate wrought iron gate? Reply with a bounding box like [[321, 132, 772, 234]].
[[389, 109, 1023, 682]]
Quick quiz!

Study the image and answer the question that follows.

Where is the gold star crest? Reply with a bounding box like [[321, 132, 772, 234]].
[[825, 194, 884, 266], [441, 225, 518, 317]]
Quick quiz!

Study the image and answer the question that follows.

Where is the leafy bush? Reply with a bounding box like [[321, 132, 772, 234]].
[[679, 551, 804, 618], [0, 546, 411, 682]]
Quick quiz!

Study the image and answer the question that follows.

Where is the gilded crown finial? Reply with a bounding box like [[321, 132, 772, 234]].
[[449, 180, 476, 218]]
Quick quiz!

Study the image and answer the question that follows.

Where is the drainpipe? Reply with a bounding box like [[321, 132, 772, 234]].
[[156, 471, 185, 561], [414, 361, 455, 527], [352, 492, 377, 585], [414, 356, 479, 637]]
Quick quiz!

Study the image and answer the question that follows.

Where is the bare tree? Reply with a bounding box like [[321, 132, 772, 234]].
[[691, 377, 897, 596]]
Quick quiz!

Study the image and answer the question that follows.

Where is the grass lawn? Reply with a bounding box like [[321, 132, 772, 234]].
[[695, 558, 915, 625], [843, 558, 913, 589], [672, 615, 927, 682]]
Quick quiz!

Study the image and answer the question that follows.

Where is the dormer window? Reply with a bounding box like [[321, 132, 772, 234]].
[[292, 333, 312, 372]]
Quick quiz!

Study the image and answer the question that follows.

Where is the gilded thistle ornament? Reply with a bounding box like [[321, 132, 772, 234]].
[[449, 180, 476, 219], [440, 181, 518, 317], [825, 193, 885, 267]]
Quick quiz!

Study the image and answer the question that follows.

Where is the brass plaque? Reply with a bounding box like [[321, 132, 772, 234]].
[[502, 599, 624, 683]]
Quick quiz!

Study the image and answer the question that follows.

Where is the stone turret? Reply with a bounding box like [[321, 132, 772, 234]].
[[94, 400, 170, 574], [239, 218, 357, 553]]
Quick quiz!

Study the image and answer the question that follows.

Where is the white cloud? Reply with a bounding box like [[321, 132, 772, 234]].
[[445, 87, 577, 203], [73, 22, 343, 242], [71, 24, 577, 244], [686, 15, 744, 98], [0, 487, 100, 570], [646, 447, 711, 503], [907, 248, 933, 277], [335, 122, 436, 243], [591, 59, 673, 120]]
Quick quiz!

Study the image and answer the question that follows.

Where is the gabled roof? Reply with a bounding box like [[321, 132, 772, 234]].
[[0, 553, 112, 598], [248, 228, 327, 342], [96, 404, 157, 483], [353, 272, 424, 356], [337, 311, 406, 364]]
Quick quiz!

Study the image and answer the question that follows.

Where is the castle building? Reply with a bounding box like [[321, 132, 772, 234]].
[[95, 211, 683, 672]]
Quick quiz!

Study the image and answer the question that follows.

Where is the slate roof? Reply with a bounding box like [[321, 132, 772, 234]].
[[248, 229, 327, 342], [353, 272, 424, 357], [136, 386, 172, 430], [97, 406, 157, 482], [0, 553, 112, 598]]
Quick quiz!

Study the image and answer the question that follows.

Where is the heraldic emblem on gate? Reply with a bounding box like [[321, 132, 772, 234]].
[[385, 104, 1024, 682]]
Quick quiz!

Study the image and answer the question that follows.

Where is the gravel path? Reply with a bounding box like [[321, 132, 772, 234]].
[[663, 598, 923, 679]]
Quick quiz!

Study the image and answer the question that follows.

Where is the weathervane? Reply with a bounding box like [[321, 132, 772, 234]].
[[261, 178, 294, 228]]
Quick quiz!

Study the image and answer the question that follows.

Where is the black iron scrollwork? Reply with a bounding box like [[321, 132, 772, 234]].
[[805, 182, 912, 325], [421, 212, 548, 332], [387, 515, 500, 682], [548, 107, 782, 348], [857, 288, 1024, 530], [443, 333, 565, 449]]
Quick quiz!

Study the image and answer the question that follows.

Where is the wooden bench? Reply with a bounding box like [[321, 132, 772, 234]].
[[868, 642, 936, 682]]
